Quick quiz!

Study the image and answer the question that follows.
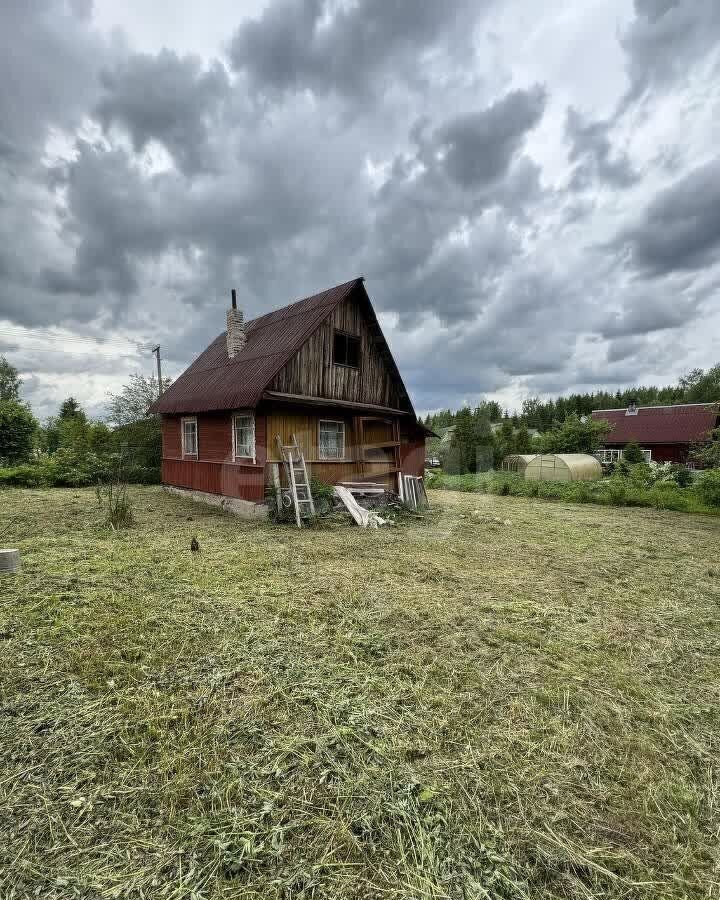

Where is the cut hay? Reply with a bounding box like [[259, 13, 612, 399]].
[[0, 486, 718, 898]]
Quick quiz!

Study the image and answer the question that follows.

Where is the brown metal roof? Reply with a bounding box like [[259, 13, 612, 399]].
[[592, 403, 719, 445], [150, 278, 417, 417]]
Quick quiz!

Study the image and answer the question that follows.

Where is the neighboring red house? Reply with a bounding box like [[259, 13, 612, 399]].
[[591, 401, 719, 466], [149, 278, 431, 513]]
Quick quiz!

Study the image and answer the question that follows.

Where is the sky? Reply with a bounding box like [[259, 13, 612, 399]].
[[1, 0, 719, 421]]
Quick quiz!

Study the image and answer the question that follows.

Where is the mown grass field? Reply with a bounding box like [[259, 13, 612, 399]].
[[1, 486, 719, 900]]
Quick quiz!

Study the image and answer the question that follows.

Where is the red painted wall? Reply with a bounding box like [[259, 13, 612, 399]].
[[161, 412, 425, 501], [400, 423, 427, 477], [601, 443, 691, 464], [161, 413, 267, 502]]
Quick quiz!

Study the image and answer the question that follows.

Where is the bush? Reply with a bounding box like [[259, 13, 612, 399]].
[[696, 469, 720, 507], [670, 465, 693, 488], [96, 480, 134, 529], [623, 442, 646, 464], [0, 401, 37, 464], [0, 462, 53, 487]]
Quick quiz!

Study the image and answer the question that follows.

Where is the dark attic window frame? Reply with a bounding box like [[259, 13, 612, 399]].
[[333, 330, 361, 369]]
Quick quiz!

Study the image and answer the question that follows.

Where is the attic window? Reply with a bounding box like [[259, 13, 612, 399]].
[[333, 330, 360, 368]]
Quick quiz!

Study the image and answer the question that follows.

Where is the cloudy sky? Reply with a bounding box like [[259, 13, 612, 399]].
[[1, 0, 719, 420]]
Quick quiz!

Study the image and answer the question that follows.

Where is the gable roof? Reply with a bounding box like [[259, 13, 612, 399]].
[[149, 278, 416, 417], [591, 403, 719, 445]]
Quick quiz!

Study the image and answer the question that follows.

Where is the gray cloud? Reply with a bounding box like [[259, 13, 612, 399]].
[[600, 288, 704, 338], [0, 0, 115, 163], [620, 0, 720, 102], [565, 107, 638, 190], [615, 159, 720, 276], [95, 50, 231, 175], [434, 87, 547, 188], [0, 0, 718, 419], [228, 0, 484, 99]]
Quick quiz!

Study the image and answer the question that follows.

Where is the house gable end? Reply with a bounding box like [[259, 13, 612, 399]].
[[267, 283, 415, 414]]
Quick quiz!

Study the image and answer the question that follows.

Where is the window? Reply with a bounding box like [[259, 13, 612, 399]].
[[594, 448, 652, 463], [319, 420, 345, 459], [333, 330, 360, 368], [181, 417, 198, 457], [233, 414, 255, 460]]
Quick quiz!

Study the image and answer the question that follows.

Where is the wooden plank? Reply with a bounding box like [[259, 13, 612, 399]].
[[263, 391, 412, 416], [271, 463, 282, 511], [362, 440, 401, 451]]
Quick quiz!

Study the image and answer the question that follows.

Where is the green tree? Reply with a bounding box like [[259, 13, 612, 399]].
[[59, 397, 86, 421], [691, 427, 720, 469], [106, 373, 171, 426], [0, 401, 37, 464], [679, 364, 720, 402], [0, 357, 21, 402], [515, 424, 533, 453], [536, 414, 611, 455], [622, 442, 646, 464], [445, 407, 496, 473], [496, 417, 516, 460]]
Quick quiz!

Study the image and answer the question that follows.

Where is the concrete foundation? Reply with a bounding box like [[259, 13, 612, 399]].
[[163, 485, 269, 520]]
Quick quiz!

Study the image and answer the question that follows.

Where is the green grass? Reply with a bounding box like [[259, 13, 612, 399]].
[[1, 486, 719, 899], [428, 470, 720, 516]]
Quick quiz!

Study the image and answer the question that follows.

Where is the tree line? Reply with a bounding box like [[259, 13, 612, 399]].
[[424, 363, 720, 434], [424, 363, 720, 475], [0, 357, 169, 486]]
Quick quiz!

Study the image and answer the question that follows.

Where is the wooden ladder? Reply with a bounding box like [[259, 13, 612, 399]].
[[275, 433, 316, 528]]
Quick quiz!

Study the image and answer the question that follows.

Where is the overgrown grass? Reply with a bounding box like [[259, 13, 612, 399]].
[[1, 486, 719, 898], [428, 470, 720, 515]]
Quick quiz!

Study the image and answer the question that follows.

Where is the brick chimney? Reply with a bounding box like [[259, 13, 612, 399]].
[[226, 288, 246, 358]]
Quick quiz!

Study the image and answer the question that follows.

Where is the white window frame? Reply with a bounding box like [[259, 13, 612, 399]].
[[595, 448, 652, 463], [319, 419, 346, 460], [232, 413, 255, 462], [181, 416, 198, 458]]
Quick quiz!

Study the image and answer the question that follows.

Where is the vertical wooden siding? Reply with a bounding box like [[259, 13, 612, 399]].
[[161, 410, 425, 500], [265, 412, 355, 462], [268, 295, 405, 408], [161, 413, 266, 502]]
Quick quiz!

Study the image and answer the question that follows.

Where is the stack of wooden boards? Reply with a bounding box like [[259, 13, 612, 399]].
[[398, 475, 428, 509]]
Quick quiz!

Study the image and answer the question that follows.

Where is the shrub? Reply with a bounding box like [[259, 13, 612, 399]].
[[309, 478, 336, 515], [0, 401, 37, 464], [572, 482, 592, 503], [0, 462, 52, 487], [605, 478, 627, 506], [670, 465, 693, 488], [623, 442, 646, 464], [696, 469, 720, 507], [96, 480, 134, 529]]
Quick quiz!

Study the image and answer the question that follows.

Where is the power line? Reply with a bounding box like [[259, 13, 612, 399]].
[[0, 326, 152, 351]]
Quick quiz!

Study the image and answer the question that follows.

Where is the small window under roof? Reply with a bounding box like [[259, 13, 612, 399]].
[[333, 330, 360, 368]]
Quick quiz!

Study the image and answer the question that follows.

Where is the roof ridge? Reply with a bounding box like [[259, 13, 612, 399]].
[[592, 402, 719, 412]]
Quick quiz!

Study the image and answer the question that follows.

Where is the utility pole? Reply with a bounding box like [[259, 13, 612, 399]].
[[152, 346, 163, 396]]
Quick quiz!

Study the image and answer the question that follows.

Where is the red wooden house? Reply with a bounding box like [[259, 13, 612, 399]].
[[591, 401, 719, 466], [149, 278, 431, 514]]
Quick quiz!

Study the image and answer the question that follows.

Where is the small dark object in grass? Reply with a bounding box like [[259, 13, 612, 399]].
[[709, 568, 718, 578], [190, 537, 200, 552]]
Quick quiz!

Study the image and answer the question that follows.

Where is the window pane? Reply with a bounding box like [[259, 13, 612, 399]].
[[346, 336, 360, 368], [183, 420, 197, 455], [333, 331, 360, 368], [333, 332, 346, 366], [234, 415, 254, 457], [320, 421, 344, 459]]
